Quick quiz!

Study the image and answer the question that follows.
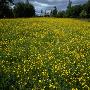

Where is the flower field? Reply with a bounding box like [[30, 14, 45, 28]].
[[0, 18, 90, 90]]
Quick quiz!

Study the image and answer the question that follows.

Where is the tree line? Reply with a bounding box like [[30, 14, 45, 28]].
[[65, 0, 90, 18], [0, 0, 35, 18], [50, 0, 90, 18], [0, 0, 90, 18]]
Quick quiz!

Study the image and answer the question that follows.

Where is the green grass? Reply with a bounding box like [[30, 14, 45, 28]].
[[0, 18, 90, 90]]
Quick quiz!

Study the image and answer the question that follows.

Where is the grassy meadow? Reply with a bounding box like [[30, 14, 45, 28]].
[[0, 18, 90, 90]]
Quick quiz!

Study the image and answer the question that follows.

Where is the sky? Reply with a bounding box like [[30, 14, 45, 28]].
[[14, 0, 88, 14]]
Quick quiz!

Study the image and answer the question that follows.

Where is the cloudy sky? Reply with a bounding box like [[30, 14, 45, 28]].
[[14, 0, 88, 14]]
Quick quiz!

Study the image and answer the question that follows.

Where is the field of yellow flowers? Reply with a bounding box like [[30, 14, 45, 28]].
[[0, 18, 90, 90]]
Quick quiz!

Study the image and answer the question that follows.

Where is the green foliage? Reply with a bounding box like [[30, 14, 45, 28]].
[[0, 0, 13, 18], [66, 0, 90, 18], [66, 5, 82, 18], [83, 0, 90, 18], [80, 10, 87, 18], [57, 11, 66, 18], [66, 0, 72, 17], [0, 18, 90, 90], [52, 6, 58, 17], [14, 2, 35, 18], [67, 0, 72, 9]]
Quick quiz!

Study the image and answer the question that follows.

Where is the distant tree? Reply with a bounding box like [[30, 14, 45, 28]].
[[83, 0, 90, 18], [70, 5, 82, 18], [44, 10, 47, 15], [41, 10, 43, 14], [57, 11, 66, 18], [41, 9, 43, 16], [26, 0, 29, 4], [44, 10, 50, 17], [66, 0, 83, 18], [50, 10, 53, 17], [14, 2, 35, 18], [67, 0, 72, 9], [80, 10, 87, 18], [0, 0, 13, 18], [44, 10, 49, 17], [66, 0, 72, 17], [52, 6, 58, 17]]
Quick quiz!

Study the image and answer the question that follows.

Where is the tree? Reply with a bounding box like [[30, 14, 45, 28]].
[[52, 6, 58, 17], [66, 0, 83, 18], [41, 9, 43, 16], [26, 0, 29, 4], [14, 2, 35, 18], [70, 5, 82, 18], [83, 0, 90, 18], [50, 10, 53, 17], [57, 11, 66, 18], [80, 10, 87, 18], [67, 0, 72, 9], [0, 0, 13, 18], [66, 0, 72, 17]]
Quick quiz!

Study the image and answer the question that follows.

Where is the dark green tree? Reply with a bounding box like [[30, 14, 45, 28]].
[[50, 10, 53, 17], [66, 0, 83, 18], [70, 5, 82, 18], [66, 0, 72, 17], [14, 2, 35, 18], [57, 11, 66, 18], [52, 6, 58, 17], [41, 9, 43, 16], [80, 10, 87, 18], [0, 0, 13, 18], [83, 0, 90, 18], [26, 0, 29, 4], [67, 0, 72, 9]]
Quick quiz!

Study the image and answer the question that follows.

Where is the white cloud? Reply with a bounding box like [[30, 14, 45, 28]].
[[31, 1, 53, 7]]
